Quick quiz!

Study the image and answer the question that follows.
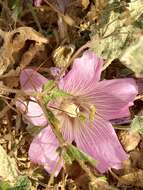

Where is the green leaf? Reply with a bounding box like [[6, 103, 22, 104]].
[[66, 144, 96, 167], [0, 176, 31, 190], [90, 11, 135, 69], [44, 89, 69, 104], [62, 151, 73, 165], [43, 80, 70, 103], [90, 0, 143, 69], [0, 181, 11, 190], [52, 89, 69, 99], [130, 116, 143, 134], [0, 145, 18, 182], [46, 108, 60, 128], [43, 80, 55, 92], [11, 176, 31, 190]]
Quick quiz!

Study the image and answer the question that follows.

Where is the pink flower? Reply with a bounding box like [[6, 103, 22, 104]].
[[17, 51, 138, 176], [33, 0, 43, 7]]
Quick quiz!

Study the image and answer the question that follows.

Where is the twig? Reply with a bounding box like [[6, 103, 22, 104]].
[[37, 97, 65, 144], [78, 160, 96, 182], [47, 156, 63, 187], [0, 85, 24, 95], [1, 98, 17, 114], [109, 169, 120, 182]]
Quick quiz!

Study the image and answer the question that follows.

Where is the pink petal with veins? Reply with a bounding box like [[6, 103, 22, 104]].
[[83, 78, 138, 120], [59, 50, 103, 95], [74, 116, 128, 173], [29, 115, 73, 176], [20, 68, 48, 92]]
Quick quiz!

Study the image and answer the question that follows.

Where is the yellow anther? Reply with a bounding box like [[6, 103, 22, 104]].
[[89, 105, 96, 121]]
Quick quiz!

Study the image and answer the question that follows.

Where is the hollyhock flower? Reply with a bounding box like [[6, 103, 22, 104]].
[[17, 51, 138, 176]]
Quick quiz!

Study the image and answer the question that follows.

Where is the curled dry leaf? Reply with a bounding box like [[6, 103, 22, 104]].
[[52, 45, 75, 68], [90, 177, 118, 190], [0, 27, 48, 75], [120, 131, 141, 152], [119, 170, 143, 188]]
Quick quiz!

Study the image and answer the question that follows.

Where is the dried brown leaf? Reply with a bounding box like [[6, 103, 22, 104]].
[[120, 131, 141, 152], [119, 170, 143, 188], [0, 27, 48, 75]]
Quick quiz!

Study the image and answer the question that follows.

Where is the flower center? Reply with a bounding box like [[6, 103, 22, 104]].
[[64, 103, 79, 118], [59, 98, 96, 121]]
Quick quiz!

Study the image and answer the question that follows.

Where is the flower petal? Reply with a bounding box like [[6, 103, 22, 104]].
[[20, 68, 48, 92], [60, 114, 74, 142], [59, 50, 103, 95], [17, 69, 48, 126], [29, 115, 74, 176], [74, 116, 128, 173], [16, 98, 48, 126], [29, 126, 62, 176], [84, 78, 138, 120]]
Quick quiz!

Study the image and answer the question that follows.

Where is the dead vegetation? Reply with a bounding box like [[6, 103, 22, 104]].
[[0, 0, 143, 189]]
